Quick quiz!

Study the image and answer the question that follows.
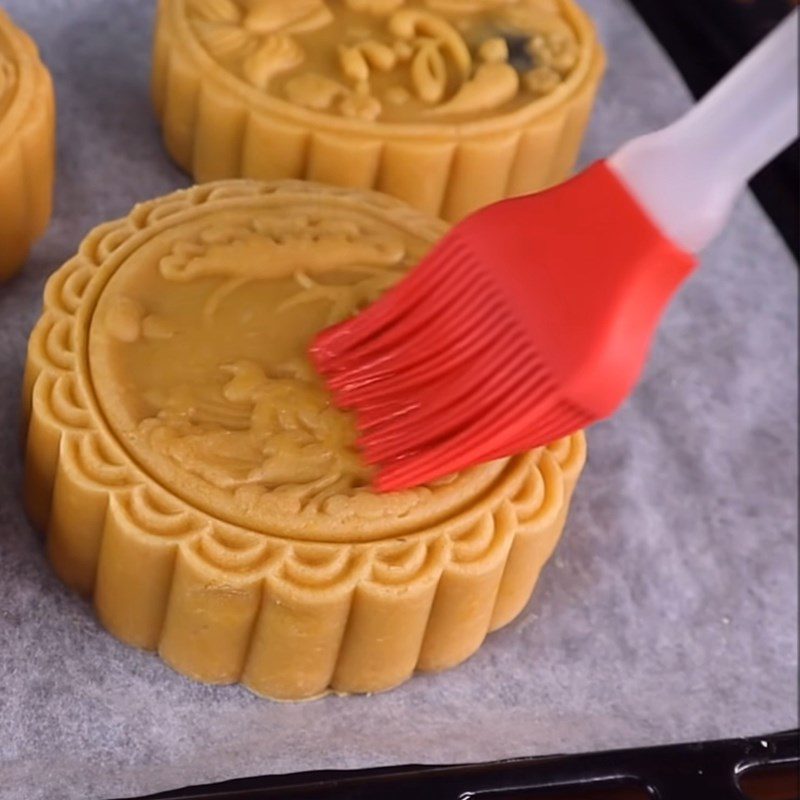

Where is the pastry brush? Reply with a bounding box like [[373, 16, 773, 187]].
[[311, 11, 799, 492]]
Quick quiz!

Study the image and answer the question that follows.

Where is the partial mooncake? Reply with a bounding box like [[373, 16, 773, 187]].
[[0, 8, 54, 280], [23, 179, 586, 699], [152, 0, 605, 221]]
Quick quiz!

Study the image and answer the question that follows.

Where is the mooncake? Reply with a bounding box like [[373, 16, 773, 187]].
[[152, 0, 605, 221], [0, 8, 55, 280], [23, 179, 586, 699]]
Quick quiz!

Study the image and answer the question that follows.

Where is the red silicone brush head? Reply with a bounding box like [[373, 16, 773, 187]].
[[312, 162, 696, 492]]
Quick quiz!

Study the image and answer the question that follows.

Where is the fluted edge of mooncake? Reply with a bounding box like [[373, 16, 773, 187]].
[[22, 179, 587, 700]]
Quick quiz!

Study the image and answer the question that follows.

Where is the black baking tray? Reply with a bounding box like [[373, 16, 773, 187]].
[[127, 3, 799, 799], [134, 729, 799, 799]]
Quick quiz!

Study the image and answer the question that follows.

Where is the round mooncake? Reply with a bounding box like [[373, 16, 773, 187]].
[[152, 0, 605, 221], [0, 9, 55, 280], [23, 179, 586, 699]]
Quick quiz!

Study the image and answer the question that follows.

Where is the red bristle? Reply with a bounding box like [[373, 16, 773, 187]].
[[362, 362, 563, 473], [314, 247, 442, 347], [320, 262, 475, 383], [359, 360, 553, 465], [319, 239, 500, 388], [369, 374, 591, 492], [496, 409, 586, 455], [376, 464, 444, 493], [347, 289, 527, 402], [357, 378, 529, 468], [312, 236, 469, 370], [326, 350, 399, 394], [358, 339, 546, 435], [335, 298, 520, 409], [375, 429, 492, 491], [324, 250, 488, 386], [375, 407, 536, 491], [356, 340, 536, 451], [331, 331, 487, 407], [524, 407, 592, 446], [353, 397, 421, 433], [510, 411, 568, 448], [356, 366, 542, 460]]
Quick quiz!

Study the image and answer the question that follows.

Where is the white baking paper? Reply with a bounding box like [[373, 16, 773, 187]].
[[0, 2, 796, 798]]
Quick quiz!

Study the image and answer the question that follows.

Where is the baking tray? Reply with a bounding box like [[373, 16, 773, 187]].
[[137, 730, 799, 799], [1, 2, 796, 799]]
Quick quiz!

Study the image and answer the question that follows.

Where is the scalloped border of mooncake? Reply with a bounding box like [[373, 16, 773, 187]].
[[22, 179, 587, 700], [0, 9, 55, 280], [151, 0, 606, 221]]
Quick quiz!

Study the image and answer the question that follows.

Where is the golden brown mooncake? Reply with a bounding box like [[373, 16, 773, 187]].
[[152, 0, 605, 221], [23, 179, 586, 700], [0, 8, 55, 280]]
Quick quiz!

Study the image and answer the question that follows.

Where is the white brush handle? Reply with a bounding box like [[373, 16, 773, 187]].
[[609, 10, 799, 253]]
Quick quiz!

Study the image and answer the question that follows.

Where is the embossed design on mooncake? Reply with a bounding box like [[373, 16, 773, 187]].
[[242, 0, 334, 34], [185, 0, 583, 120], [139, 359, 373, 508], [158, 215, 407, 318], [24, 180, 586, 699], [112, 210, 413, 510], [346, 0, 406, 14], [86, 194, 465, 530], [189, 0, 332, 90]]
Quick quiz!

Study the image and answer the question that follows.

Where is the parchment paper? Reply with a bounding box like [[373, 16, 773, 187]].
[[0, 2, 797, 799]]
